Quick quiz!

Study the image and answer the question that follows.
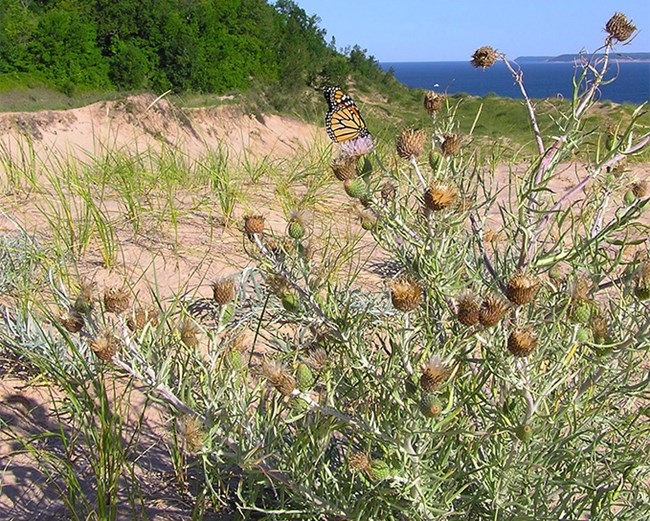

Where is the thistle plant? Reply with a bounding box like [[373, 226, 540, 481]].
[[1, 13, 648, 521]]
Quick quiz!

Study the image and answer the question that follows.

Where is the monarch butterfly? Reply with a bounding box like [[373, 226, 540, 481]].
[[324, 86, 370, 143]]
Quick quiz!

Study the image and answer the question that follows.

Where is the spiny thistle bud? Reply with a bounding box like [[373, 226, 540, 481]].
[[74, 279, 94, 314], [224, 335, 247, 370], [631, 180, 648, 198], [507, 327, 538, 357], [624, 190, 636, 205], [471, 46, 498, 69], [388, 276, 423, 312], [212, 277, 236, 305], [90, 330, 119, 362], [605, 12, 637, 42], [343, 177, 368, 199], [396, 128, 427, 160], [456, 292, 480, 326], [634, 259, 650, 300], [60, 307, 84, 333], [243, 214, 265, 237], [127, 306, 159, 332], [287, 211, 307, 240], [548, 265, 565, 284], [356, 208, 378, 231], [505, 272, 540, 306], [380, 182, 397, 203], [261, 359, 296, 395], [419, 394, 443, 418], [420, 356, 451, 393], [176, 414, 205, 454], [429, 150, 443, 171], [179, 318, 200, 348], [570, 299, 595, 325], [296, 362, 315, 391], [367, 459, 392, 482], [423, 181, 458, 211], [103, 286, 130, 314], [441, 133, 462, 156], [479, 294, 509, 327], [330, 155, 357, 181], [424, 91, 445, 115], [281, 292, 300, 313]]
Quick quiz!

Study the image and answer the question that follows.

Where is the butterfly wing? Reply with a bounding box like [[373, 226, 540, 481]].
[[323, 86, 369, 143]]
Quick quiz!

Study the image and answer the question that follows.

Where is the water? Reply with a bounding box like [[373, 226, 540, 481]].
[[380, 61, 650, 104]]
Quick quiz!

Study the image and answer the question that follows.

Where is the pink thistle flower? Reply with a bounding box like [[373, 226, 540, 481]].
[[340, 134, 374, 158]]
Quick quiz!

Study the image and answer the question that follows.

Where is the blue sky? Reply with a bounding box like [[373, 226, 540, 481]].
[[293, 1, 650, 62]]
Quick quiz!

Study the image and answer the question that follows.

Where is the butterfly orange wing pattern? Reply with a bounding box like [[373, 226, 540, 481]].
[[324, 86, 370, 143]]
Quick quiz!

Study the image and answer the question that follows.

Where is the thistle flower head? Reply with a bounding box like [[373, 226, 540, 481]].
[[424, 181, 458, 211], [505, 272, 540, 306], [261, 359, 296, 395], [176, 414, 205, 454], [456, 292, 480, 326], [507, 327, 538, 357], [330, 155, 357, 181], [396, 128, 427, 160], [212, 276, 236, 305], [103, 286, 130, 314], [127, 306, 159, 332], [179, 318, 200, 348], [571, 275, 593, 300], [471, 46, 498, 68], [424, 91, 445, 115], [60, 307, 84, 333], [388, 276, 423, 312], [605, 12, 637, 42], [340, 134, 374, 158], [90, 330, 119, 362], [420, 355, 451, 393], [243, 214, 265, 237], [441, 133, 462, 156], [631, 180, 648, 198], [348, 452, 371, 473], [590, 314, 609, 342], [74, 278, 95, 314], [304, 347, 328, 371], [479, 294, 509, 327]]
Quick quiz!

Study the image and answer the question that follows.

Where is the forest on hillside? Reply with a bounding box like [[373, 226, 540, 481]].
[[0, 0, 387, 95]]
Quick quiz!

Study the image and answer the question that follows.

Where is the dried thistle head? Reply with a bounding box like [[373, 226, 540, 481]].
[[267, 274, 290, 296], [212, 277, 236, 305], [441, 133, 462, 156], [103, 286, 130, 314], [74, 278, 95, 314], [243, 214, 265, 237], [590, 314, 609, 342], [331, 155, 357, 181], [396, 128, 427, 160], [348, 452, 371, 473], [261, 359, 296, 395], [420, 355, 451, 393], [456, 292, 480, 326], [479, 294, 509, 327], [179, 318, 200, 348], [127, 306, 159, 332], [471, 46, 498, 68], [605, 12, 637, 42], [176, 414, 205, 454], [571, 275, 593, 301], [631, 180, 648, 198], [634, 258, 650, 300], [304, 347, 328, 371], [60, 307, 84, 333], [380, 182, 397, 203], [507, 327, 538, 357], [505, 272, 540, 306], [90, 330, 119, 362], [423, 181, 458, 211], [388, 276, 423, 312], [424, 91, 445, 115]]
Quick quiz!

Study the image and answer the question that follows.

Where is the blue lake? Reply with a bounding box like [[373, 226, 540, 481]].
[[380, 61, 650, 104]]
